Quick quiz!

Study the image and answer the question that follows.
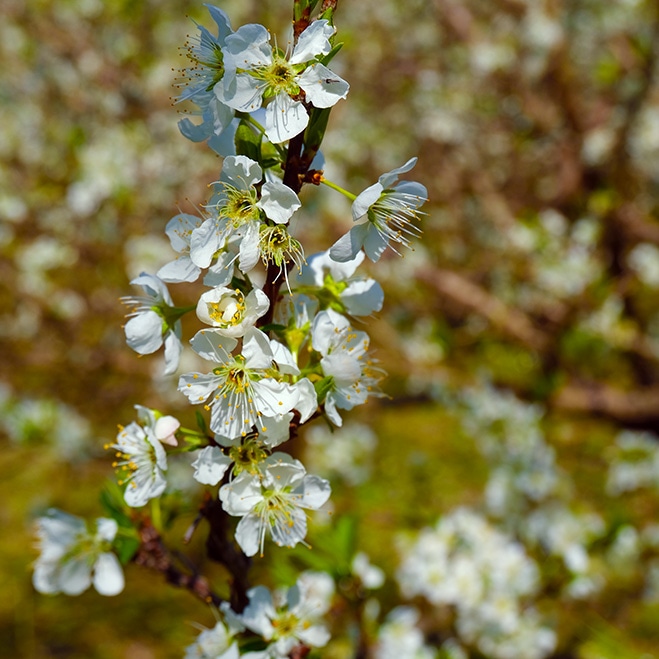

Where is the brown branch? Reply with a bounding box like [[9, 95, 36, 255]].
[[133, 517, 223, 607], [552, 382, 659, 427], [201, 497, 252, 613], [615, 202, 659, 247], [417, 267, 551, 353]]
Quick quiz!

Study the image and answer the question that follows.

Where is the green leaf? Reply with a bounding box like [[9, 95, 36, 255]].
[[99, 482, 140, 564], [195, 411, 208, 435], [234, 120, 262, 162], [319, 41, 343, 68]]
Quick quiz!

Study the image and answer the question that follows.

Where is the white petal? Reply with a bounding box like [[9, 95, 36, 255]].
[[329, 223, 369, 263], [222, 156, 263, 188], [237, 221, 261, 272], [130, 272, 172, 303], [352, 182, 383, 220], [163, 327, 183, 376], [178, 372, 221, 404], [378, 157, 418, 188], [292, 378, 318, 423], [33, 563, 60, 594], [154, 415, 180, 445], [265, 94, 309, 143], [220, 471, 263, 516], [95, 518, 118, 543], [59, 558, 92, 595], [362, 224, 389, 262], [178, 116, 209, 143], [253, 379, 299, 417], [290, 19, 334, 64], [192, 446, 232, 485], [157, 256, 201, 283], [270, 340, 300, 375], [190, 218, 224, 269], [164, 213, 201, 251], [342, 278, 384, 315], [240, 327, 272, 369], [295, 474, 331, 509], [234, 514, 261, 557], [259, 413, 293, 447], [324, 395, 343, 426], [219, 70, 265, 112], [258, 181, 301, 224], [124, 312, 163, 355], [298, 63, 349, 108], [92, 553, 125, 596], [270, 504, 307, 548], [207, 5, 233, 41], [190, 329, 238, 363], [124, 469, 166, 508], [224, 24, 272, 68]]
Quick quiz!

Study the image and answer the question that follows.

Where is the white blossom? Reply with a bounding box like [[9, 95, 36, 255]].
[[110, 405, 175, 507], [239, 579, 331, 657], [219, 453, 330, 556], [33, 510, 124, 597], [219, 20, 349, 143], [312, 309, 384, 426], [197, 286, 270, 337], [330, 158, 427, 263], [121, 273, 183, 375], [178, 327, 304, 439]]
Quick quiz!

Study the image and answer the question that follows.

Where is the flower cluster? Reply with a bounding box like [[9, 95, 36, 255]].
[[31, 3, 427, 656], [397, 508, 556, 659]]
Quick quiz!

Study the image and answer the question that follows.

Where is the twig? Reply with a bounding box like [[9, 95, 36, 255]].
[[133, 517, 223, 606]]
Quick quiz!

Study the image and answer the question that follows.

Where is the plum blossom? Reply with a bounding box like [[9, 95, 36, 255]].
[[197, 286, 270, 337], [219, 453, 331, 556], [121, 272, 184, 375], [192, 156, 302, 275], [33, 510, 124, 597], [176, 5, 237, 155], [110, 405, 178, 507], [293, 249, 384, 316], [157, 213, 206, 284], [191, 413, 295, 486], [330, 158, 428, 263], [312, 308, 384, 426], [178, 327, 310, 439], [238, 580, 331, 657], [219, 19, 349, 143], [184, 615, 244, 659]]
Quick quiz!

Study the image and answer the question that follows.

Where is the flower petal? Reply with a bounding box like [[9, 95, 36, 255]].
[[92, 552, 125, 596], [265, 94, 309, 143]]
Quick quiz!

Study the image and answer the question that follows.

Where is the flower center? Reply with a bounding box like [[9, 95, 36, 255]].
[[271, 611, 302, 639], [229, 438, 268, 475], [220, 185, 261, 227], [207, 290, 245, 327], [259, 225, 305, 270], [257, 54, 300, 98]]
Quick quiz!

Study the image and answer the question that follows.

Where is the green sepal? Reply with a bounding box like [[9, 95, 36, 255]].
[[234, 120, 262, 163], [302, 106, 332, 169], [195, 411, 208, 435], [318, 41, 343, 67], [318, 2, 337, 27], [99, 481, 140, 564], [314, 375, 335, 402], [258, 323, 287, 333]]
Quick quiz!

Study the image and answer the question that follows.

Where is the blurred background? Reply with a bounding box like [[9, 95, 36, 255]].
[[3, 0, 659, 656]]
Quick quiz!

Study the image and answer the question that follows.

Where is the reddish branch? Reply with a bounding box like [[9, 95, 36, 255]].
[[133, 517, 223, 606], [200, 496, 252, 613]]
